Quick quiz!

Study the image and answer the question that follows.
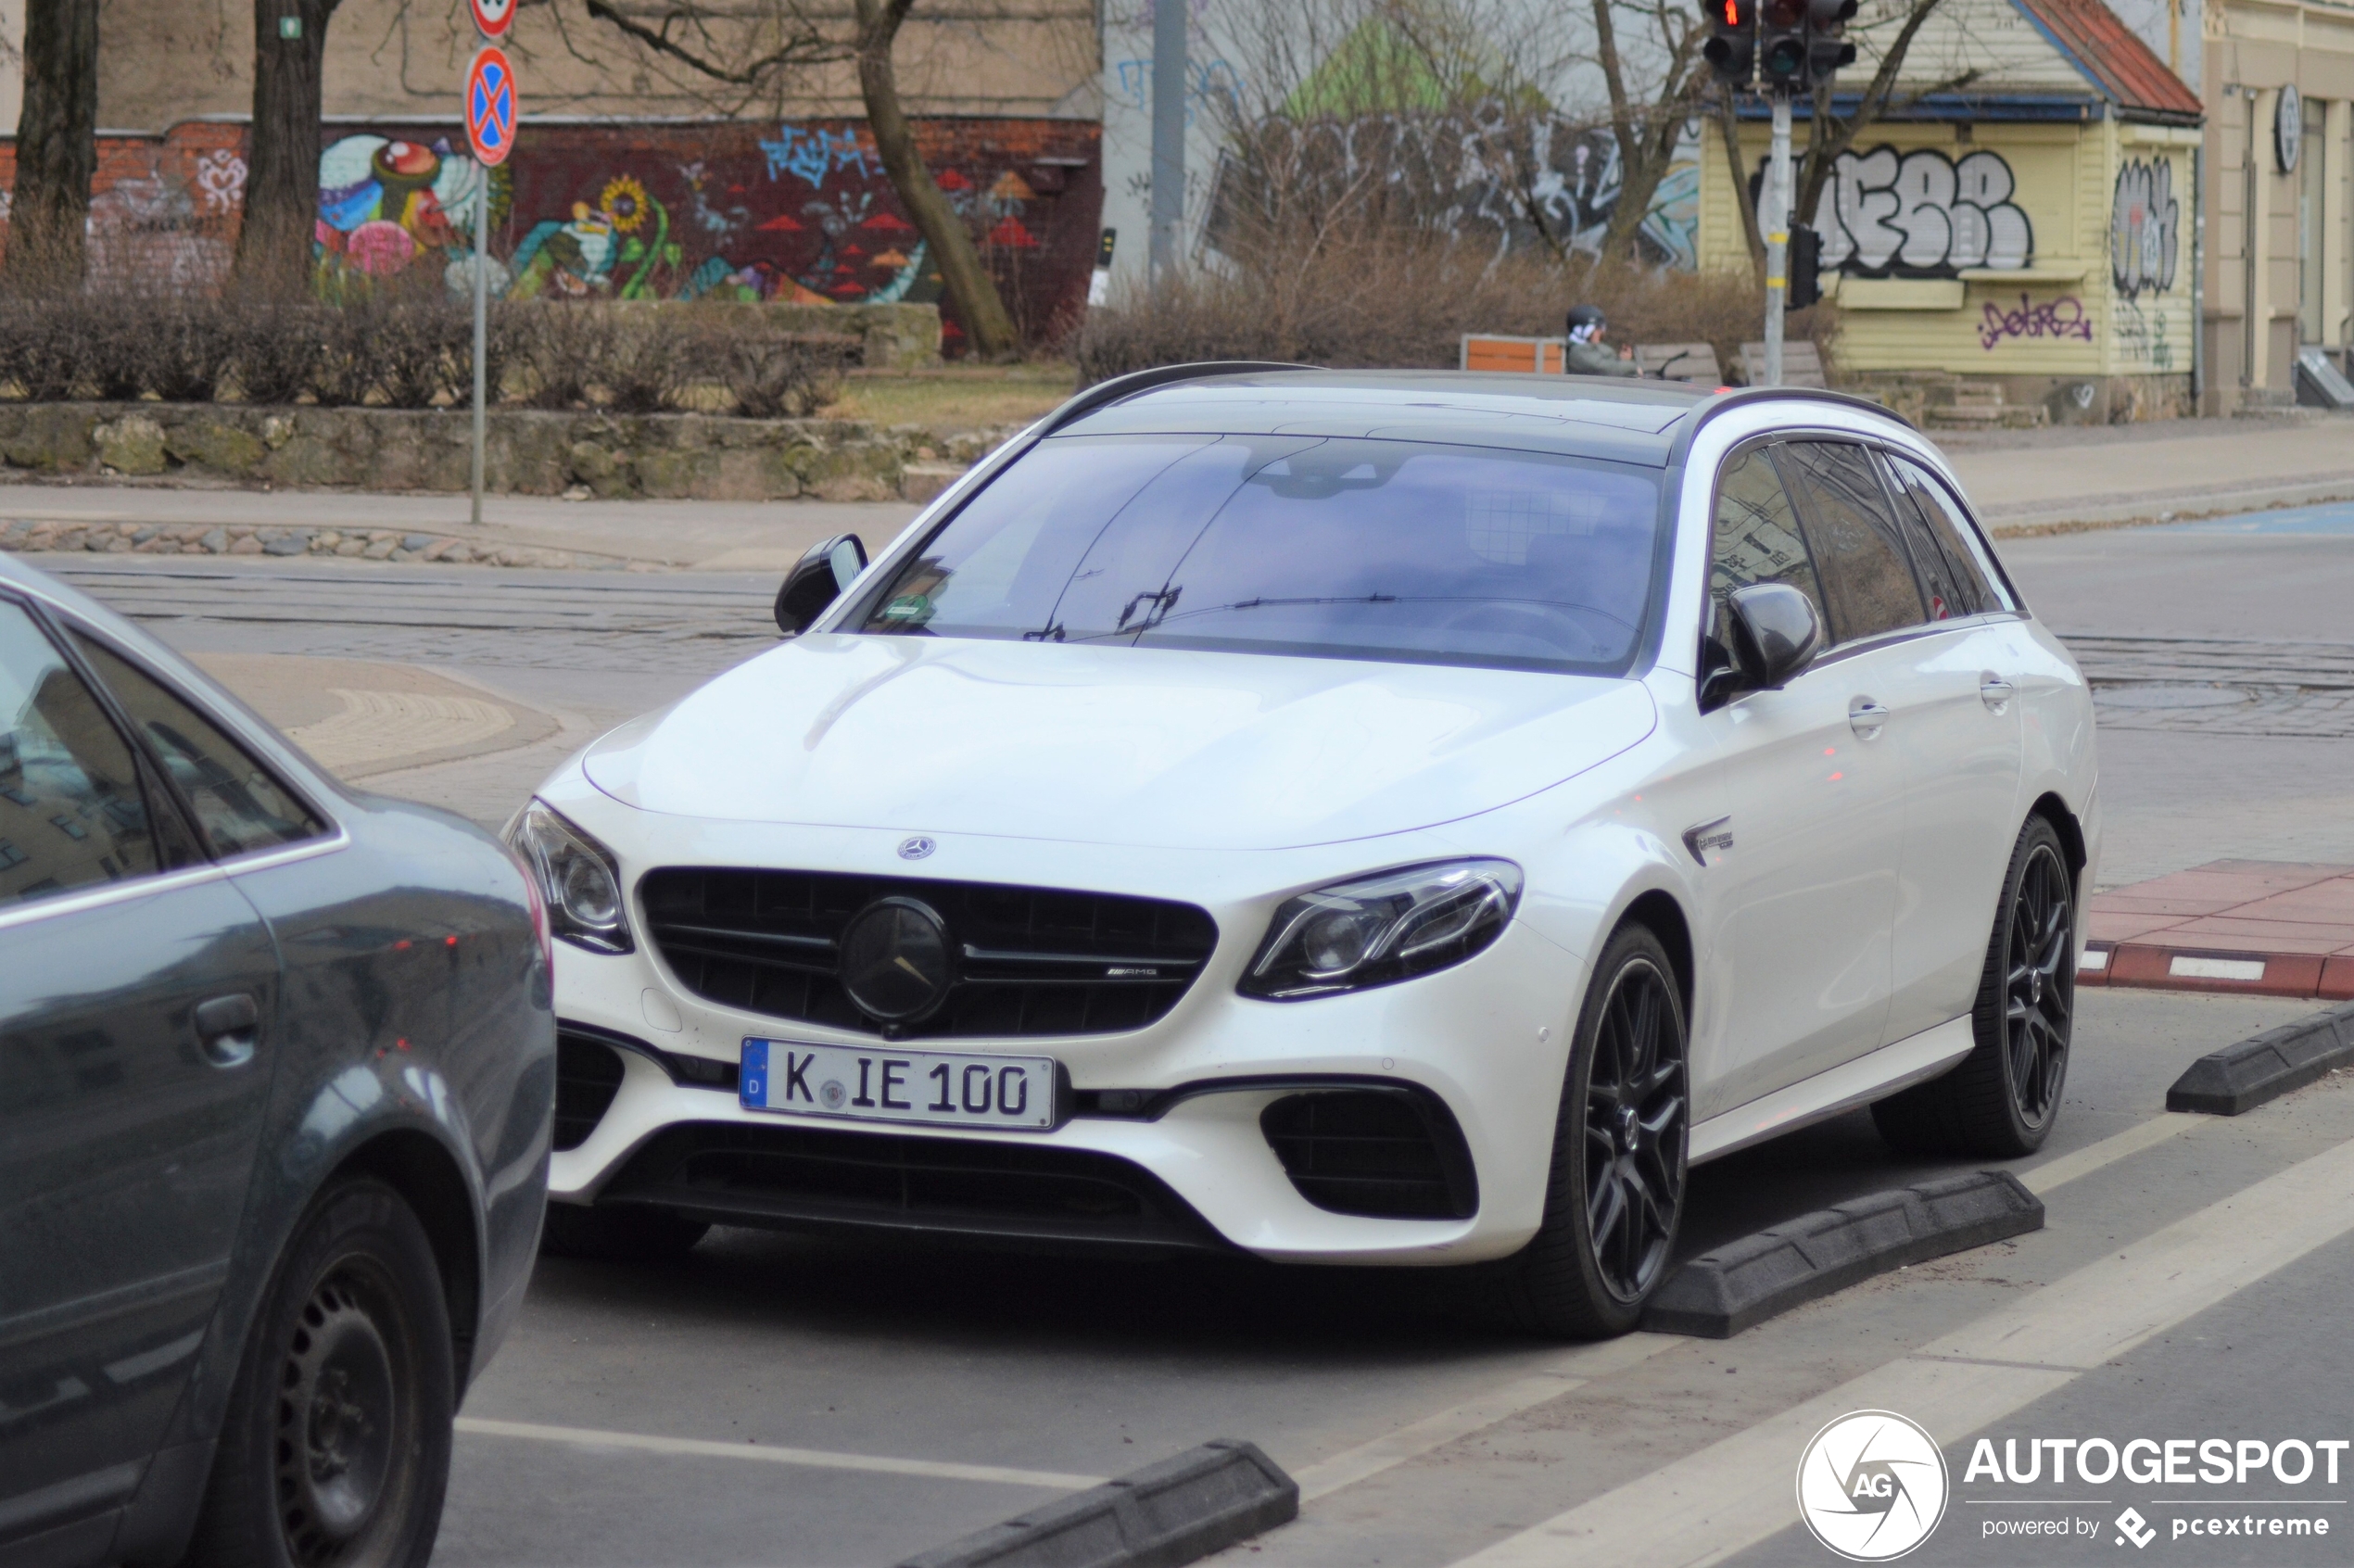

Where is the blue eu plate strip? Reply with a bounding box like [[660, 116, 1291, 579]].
[[740, 1040, 768, 1107]]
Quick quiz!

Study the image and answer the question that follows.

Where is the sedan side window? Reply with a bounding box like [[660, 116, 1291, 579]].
[[1709, 444, 1829, 628], [0, 601, 161, 904], [1776, 440, 1927, 644], [70, 634, 324, 860], [1884, 453, 2011, 615]]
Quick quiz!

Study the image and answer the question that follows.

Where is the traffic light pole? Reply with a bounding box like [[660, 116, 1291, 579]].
[[1762, 89, 1793, 387]]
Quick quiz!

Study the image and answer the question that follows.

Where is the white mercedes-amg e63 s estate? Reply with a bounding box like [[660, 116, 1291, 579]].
[[514, 366, 2097, 1335]]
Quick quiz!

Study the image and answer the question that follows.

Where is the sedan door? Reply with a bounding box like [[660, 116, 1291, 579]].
[[0, 598, 281, 1554], [1688, 441, 1910, 1112], [1872, 450, 2028, 1042]]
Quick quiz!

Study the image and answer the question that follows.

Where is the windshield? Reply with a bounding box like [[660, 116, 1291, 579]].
[[852, 433, 1664, 674]]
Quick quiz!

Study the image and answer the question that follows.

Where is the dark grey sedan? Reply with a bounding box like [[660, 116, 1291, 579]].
[[0, 555, 552, 1567]]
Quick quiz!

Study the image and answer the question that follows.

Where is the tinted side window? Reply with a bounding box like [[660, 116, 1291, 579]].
[[1709, 444, 1829, 630], [1885, 454, 2008, 614], [71, 635, 324, 859], [1777, 440, 1926, 643], [0, 601, 160, 904]]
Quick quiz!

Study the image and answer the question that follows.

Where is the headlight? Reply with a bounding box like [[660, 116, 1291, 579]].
[[1239, 859, 1522, 1001], [505, 801, 633, 955]]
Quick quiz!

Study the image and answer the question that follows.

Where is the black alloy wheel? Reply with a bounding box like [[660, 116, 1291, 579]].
[[2003, 841, 2074, 1126], [1491, 923, 1690, 1337], [184, 1180, 453, 1568], [1583, 956, 1689, 1302], [1873, 816, 2077, 1158]]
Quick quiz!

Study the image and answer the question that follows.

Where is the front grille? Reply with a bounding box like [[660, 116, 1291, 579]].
[[598, 1120, 1228, 1255], [554, 1031, 626, 1151], [641, 868, 1218, 1039], [1260, 1089, 1479, 1220]]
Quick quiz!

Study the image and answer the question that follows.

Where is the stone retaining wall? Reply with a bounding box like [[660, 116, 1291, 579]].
[[0, 517, 623, 569], [0, 402, 1008, 503]]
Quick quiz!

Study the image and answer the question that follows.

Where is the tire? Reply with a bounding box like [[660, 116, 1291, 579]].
[[184, 1179, 453, 1568], [539, 1201, 709, 1263], [1873, 816, 2076, 1159], [1488, 924, 1690, 1338]]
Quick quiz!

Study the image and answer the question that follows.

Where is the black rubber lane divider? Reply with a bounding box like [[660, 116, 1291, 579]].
[[1641, 1170, 2044, 1339], [896, 1439, 1298, 1568], [2167, 999, 2354, 1115]]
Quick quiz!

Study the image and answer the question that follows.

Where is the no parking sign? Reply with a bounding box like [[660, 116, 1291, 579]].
[[465, 46, 516, 167], [469, 0, 514, 39]]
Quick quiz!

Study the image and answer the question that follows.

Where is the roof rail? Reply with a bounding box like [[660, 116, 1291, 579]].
[[1040, 360, 1319, 436], [1667, 383, 1916, 468]]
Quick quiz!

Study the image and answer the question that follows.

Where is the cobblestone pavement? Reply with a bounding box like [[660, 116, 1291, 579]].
[[2069, 634, 2354, 739]]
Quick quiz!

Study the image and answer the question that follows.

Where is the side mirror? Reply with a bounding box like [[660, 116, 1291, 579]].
[[1701, 582, 1823, 710], [774, 533, 868, 637]]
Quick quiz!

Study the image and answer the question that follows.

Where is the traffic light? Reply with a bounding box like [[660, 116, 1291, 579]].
[[1758, 0, 1807, 89], [1806, 0, 1859, 85], [1703, 0, 1755, 85], [1786, 225, 1822, 309]]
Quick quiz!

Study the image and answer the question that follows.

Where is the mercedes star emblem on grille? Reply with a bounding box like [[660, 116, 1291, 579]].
[[838, 896, 953, 1021], [897, 836, 936, 860]]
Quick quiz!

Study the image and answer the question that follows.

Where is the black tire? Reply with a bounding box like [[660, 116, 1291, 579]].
[[539, 1201, 709, 1263], [184, 1179, 453, 1568], [1488, 924, 1690, 1337], [1873, 816, 2076, 1158]]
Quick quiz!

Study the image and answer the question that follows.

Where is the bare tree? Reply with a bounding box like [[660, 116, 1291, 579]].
[[1582, 0, 1709, 263], [852, 0, 1018, 356], [5, 0, 99, 297], [234, 0, 346, 297]]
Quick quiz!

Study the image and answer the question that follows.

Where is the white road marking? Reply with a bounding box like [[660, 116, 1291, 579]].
[[2019, 1111, 2202, 1195], [1444, 1132, 2354, 1567], [1292, 1334, 1682, 1501], [453, 1416, 1103, 1490], [2170, 954, 2268, 981]]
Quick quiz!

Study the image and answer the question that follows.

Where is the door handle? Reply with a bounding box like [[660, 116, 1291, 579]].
[[194, 993, 259, 1069], [1980, 674, 2016, 714], [1848, 697, 1889, 739]]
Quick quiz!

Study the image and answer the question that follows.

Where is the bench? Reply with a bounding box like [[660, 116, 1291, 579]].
[[1461, 334, 1565, 374], [1635, 342, 1725, 385], [1739, 339, 1828, 388]]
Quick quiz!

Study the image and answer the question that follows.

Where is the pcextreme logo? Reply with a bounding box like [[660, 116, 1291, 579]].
[[1797, 1410, 1953, 1562]]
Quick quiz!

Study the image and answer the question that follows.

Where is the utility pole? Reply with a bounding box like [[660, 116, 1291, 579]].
[[1763, 92, 1792, 387], [1149, 0, 1185, 284], [471, 175, 489, 528]]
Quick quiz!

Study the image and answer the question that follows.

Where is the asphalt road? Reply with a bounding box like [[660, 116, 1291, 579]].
[[24, 506, 2354, 1567]]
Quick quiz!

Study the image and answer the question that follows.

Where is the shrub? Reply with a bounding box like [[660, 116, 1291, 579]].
[[145, 298, 242, 402], [228, 301, 326, 406], [504, 302, 610, 410], [719, 334, 853, 419], [1071, 232, 1840, 388]]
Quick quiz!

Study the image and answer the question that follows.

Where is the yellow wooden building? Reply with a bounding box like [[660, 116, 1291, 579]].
[[1700, 0, 2203, 424]]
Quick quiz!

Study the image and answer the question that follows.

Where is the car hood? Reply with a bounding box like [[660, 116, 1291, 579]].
[[583, 635, 1657, 851]]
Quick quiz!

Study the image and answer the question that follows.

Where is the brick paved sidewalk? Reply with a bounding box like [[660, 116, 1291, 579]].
[[2082, 859, 2354, 999]]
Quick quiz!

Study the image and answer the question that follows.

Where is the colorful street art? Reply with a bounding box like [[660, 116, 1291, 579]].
[[301, 120, 1096, 347], [1813, 146, 2034, 276]]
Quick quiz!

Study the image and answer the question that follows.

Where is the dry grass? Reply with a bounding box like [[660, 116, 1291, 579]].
[[817, 363, 1080, 431]]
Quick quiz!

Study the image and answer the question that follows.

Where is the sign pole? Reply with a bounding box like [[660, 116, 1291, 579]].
[[1764, 89, 1792, 387], [471, 175, 488, 528]]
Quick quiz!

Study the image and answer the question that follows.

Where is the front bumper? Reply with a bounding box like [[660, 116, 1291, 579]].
[[544, 864, 1585, 1267]]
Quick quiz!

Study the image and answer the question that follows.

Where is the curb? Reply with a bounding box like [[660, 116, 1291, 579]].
[[897, 1439, 1298, 1568], [2078, 941, 2354, 1002], [1981, 477, 2354, 537], [2165, 1000, 2354, 1115], [1640, 1171, 2044, 1339]]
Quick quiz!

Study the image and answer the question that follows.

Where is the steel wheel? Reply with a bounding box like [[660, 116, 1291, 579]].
[[2004, 842, 2073, 1127], [1582, 957, 1688, 1301], [274, 1262, 411, 1565]]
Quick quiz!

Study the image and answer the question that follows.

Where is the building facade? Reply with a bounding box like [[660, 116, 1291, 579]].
[[2199, 0, 2354, 411], [1698, 0, 2203, 424]]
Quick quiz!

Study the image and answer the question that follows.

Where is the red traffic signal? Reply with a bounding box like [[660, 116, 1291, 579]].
[[1703, 0, 1757, 84]]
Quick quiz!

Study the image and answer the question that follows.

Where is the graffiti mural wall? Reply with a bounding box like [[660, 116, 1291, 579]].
[[1812, 145, 2035, 276], [0, 119, 1101, 351]]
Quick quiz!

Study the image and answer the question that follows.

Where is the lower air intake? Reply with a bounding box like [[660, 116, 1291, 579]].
[[1259, 1088, 1478, 1220], [554, 1031, 626, 1151]]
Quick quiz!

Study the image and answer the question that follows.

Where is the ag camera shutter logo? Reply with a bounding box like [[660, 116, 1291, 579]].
[[1797, 1410, 1951, 1561]]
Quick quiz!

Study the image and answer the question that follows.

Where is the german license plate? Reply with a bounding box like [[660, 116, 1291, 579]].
[[739, 1039, 1056, 1131]]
